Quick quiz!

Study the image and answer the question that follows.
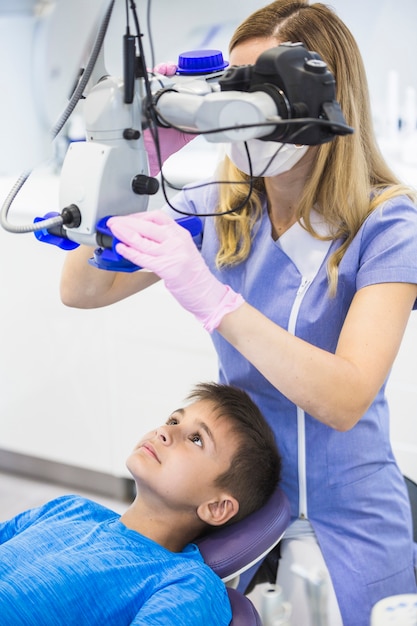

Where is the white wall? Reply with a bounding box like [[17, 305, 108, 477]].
[[1, 0, 416, 484], [0, 174, 217, 477]]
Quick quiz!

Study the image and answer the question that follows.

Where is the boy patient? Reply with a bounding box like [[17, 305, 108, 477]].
[[0, 382, 281, 625]]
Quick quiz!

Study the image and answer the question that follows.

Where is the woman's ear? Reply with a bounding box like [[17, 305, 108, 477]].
[[197, 494, 239, 527]]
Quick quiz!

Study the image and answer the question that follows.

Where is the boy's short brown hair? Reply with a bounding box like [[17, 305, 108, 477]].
[[187, 382, 282, 523]]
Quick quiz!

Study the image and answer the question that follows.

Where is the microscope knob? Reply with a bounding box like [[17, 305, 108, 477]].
[[132, 174, 160, 195]]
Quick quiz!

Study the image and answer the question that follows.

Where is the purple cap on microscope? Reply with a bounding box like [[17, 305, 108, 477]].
[[176, 49, 229, 75]]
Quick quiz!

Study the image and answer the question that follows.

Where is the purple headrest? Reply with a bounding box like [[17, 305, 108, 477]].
[[227, 587, 262, 626], [196, 486, 291, 582]]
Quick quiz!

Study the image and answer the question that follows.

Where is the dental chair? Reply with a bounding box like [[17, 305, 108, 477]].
[[196, 486, 291, 626], [404, 475, 417, 579]]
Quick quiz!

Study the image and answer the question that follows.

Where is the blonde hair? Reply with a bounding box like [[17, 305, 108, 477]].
[[216, 1, 416, 294]]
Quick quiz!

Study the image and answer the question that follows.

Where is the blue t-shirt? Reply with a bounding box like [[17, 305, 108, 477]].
[[0, 495, 232, 625]]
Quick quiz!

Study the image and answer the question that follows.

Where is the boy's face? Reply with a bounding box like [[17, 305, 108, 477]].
[[126, 399, 240, 513]]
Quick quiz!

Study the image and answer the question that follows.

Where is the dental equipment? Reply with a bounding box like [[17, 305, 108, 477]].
[[0, 0, 353, 272]]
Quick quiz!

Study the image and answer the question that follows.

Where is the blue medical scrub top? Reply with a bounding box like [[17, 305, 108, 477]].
[[165, 180, 417, 626]]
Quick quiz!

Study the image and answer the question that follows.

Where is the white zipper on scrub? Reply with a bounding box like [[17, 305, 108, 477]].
[[287, 276, 311, 519], [277, 210, 333, 519]]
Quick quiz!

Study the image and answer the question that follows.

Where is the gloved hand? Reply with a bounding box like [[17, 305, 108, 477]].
[[107, 210, 245, 332], [146, 61, 197, 175], [153, 62, 177, 76]]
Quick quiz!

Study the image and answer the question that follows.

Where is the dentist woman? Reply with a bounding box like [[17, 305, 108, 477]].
[[61, 2, 417, 624]]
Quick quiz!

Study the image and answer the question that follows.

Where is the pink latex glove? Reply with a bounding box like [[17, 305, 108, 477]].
[[145, 61, 197, 176], [153, 62, 177, 76], [107, 210, 245, 333]]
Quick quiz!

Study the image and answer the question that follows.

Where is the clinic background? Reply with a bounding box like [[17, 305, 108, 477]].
[[1, 0, 416, 497]]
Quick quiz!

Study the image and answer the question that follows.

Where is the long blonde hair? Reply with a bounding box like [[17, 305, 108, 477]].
[[216, 1, 416, 294]]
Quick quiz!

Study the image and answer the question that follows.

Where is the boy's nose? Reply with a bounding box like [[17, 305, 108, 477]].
[[156, 425, 173, 445]]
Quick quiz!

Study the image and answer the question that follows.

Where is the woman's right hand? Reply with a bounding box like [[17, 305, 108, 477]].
[[108, 210, 244, 332]]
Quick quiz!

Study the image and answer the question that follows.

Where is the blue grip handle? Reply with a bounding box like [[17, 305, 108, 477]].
[[89, 214, 203, 272]]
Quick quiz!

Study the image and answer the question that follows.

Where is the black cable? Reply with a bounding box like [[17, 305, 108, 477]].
[[156, 123, 314, 218], [158, 148, 257, 219], [127, 0, 163, 174], [152, 107, 352, 138]]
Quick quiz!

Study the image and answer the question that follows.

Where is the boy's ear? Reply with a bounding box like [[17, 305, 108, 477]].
[[197, 494, 239, 527]]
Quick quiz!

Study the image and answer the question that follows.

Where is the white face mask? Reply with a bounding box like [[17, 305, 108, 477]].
[[226, 139, 308, 177]]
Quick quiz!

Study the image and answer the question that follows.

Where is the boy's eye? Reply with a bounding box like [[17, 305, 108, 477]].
[[190, 433, 203, 447], [165, 416, 203, 447]]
